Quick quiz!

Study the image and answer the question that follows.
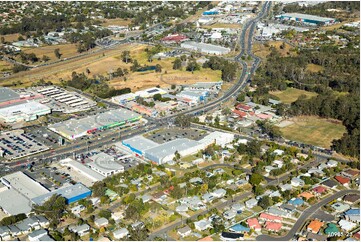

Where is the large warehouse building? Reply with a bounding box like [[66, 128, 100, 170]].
[[275, 13, 336, 25], [122, 131, 234, 164], [0, 101, 51, 123], [48, 108, 142, 140], [181, 41, 231, 55]]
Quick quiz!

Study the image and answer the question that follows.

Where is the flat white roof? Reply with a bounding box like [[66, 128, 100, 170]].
[[122, 135, 159, 152], [60, 158, 105, 182], [278, 13, 335, 22], [0, 189, 32, 215], [0, 101, 50, 117], [1, 171, 49, 199], [88, 152, 124, 173]]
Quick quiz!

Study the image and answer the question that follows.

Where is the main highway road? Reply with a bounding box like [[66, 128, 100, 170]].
[[256, 189, 360, 241]]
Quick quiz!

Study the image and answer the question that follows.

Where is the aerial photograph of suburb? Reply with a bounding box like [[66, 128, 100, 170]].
[[0, 0, 359, 241]]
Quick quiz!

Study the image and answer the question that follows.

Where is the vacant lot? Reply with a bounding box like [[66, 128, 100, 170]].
[[100, 18, 131, 27], [270, 88, 318, 104], [306, 63, 324, 73], [0, 60, 13, 72], [253, 41, 296, 59], [203, 23, 242, 29], [0, 33, 21, 43], [21, 43, 82, 62], [280, 116, 346, 148]]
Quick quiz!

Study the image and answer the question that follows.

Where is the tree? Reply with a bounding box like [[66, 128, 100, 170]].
[[172, 58, 182, 70], [129, 226, 148, 240], [186, 61, 200, 72], [0, 36, 4, 43], [214, 115, 220, 127], [121, 50, 131, 63], [236, 93, 246, 102], [42, 55, 50, 62], [171, 84, 176, 90], [258, 196, 273, 209], [92, 182, 106, 197], [54, 48, 62, 59], [155, 64, 162, 73], [249, 173, 264, 186], [174, 114, 191, 128], [98, 209, 112, 219], [130, 60, 140, 72], [33, 194, 66, 226]]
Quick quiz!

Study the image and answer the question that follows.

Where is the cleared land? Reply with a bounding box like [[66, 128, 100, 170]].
[[306, 63, 324, 73], [203, 23, 242, 29], [280, 115, 346, 148], [270, 88, 318, 104], [21, 43, 84, 62], [0, 33, 21, 43], [0, 60, 13, 72], [253, 40, 297, 59], [109, 45, 222, 91], [100, 18, 131, 27]]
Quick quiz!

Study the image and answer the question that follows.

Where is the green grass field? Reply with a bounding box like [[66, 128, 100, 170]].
[[280, 116, 346, 148], [270, 88, 318, 104]]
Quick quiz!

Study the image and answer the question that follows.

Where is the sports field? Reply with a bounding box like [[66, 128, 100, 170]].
[[270, 88, 318, 104], [280, 116, 346, 148]]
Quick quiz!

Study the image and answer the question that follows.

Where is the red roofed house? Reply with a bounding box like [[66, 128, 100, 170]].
[[256, 113, 272, 120], [259, 213, 283, 223], [247, 218, 261, 231], [161, 34, 189, 44], [265, 221, 282, 232], [236, 103, 252, 112], [353, 232, 360, 240], [313, 186, 327, 195], [233, 109, 247, 118], [335, 176, 350, 186]]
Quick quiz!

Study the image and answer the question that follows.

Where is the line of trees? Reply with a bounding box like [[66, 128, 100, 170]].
[[202, 56, 239, 82]]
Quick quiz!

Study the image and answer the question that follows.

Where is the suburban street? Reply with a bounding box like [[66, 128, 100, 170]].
[[256, 189, 360, 241]]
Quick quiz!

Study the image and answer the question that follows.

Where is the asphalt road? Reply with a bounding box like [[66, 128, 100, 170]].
[[256, 189, 360, 241]]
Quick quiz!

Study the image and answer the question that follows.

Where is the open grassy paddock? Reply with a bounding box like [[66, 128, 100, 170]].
[[100, 18, 131, 27], [0, 60, 13, 72], [0, 33, 21, 43], [270, 88, 318, 104], [280, 115, 346, 148], [253, 40, 297, 59], [306, 63, 325, 73], [20, 43, 85, 62], [203, 23, 242, 29]]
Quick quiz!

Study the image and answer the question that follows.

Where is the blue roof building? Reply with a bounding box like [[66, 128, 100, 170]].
[[288, 198, 304, 207], [203, 10, 219, 16], [32, 183, 91, 205], [229, 224, 250, 233], [344, 209, 360, 215]]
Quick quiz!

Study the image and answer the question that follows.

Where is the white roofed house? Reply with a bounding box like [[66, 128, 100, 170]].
[[0, 226, 10, 240], [211, 188, 227, 198], [338, 219, 357, 232], [223, 210, 237, 220], [177, 225, 192, 238], [69, 224, 90, 236], [194, 219, 212, 231], [94, 218, 109, 228], [113, 228, 129, 240], [291, 177, 305, 187], [279, 183, 292, 192], [28, 229, 48, 241], [246, 198, 258, 209]]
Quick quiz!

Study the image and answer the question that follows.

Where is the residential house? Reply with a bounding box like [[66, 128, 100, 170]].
[[327, 160, 338, 168], [324, 223, 339, 236], [288, 198, 304, 207], [335, 176, 350, 186], [245, 198, 258, 209], [177, 225, 192, 238], [279, 204, 297, 214], [71, 205, 85, 215], [189, 177, 203, 185], [313, 186, 327, 195], [342, 169, 359, 179], [94, 218, 108, 227], [0, 226, 10, 240], [247, 218, 261, 231], [223, 210, 237, 220], [307, 219, 324, 234], [131, 221, 144, 230], [343, 194, 359, 204], [212, 188, 226, 198], [141, 194, 152, 203], [331, 202, 350, 213], [322, 179, 338, 189], [269, 190, 281, 198], [229, 224, 250, 233], [339, 219, 356, 232], [279, 183, 292, 192], [259, 213, 283, 223], [298, 192, 314, 201], [7, 225, 21, 237], [344, 209, 360, 223], [35, 216, 49, 228], [194, 219, 212, 231], [69, 224, 90, 236], [28, 229, 48, 241], [152, 191, 167, 203], [273, 160, 284, 168], [265, 166, 277, 173], [176, 205, 189, 213], [268, 207, 290, 218], [308, 167, 324, 176], [16, 217, 38, 234], [306, 232, 327, 241], [113, 228, 129, 240], [273, 149, 284, 156], [231, 203, 245, 213], [291, 177, 305, 187], [202, 193, 215, 203], [265, 221, 282, 232]]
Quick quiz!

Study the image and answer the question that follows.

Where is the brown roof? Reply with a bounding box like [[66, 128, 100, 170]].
[[343, 194, 359, 203], [335, 175, 350, 184], [344, 169, 359, 177]]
